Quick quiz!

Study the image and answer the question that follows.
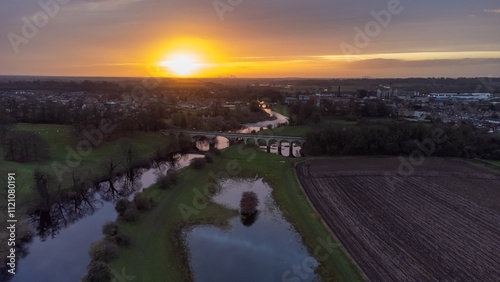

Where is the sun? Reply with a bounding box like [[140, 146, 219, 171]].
[[158, 54, 202, 76]]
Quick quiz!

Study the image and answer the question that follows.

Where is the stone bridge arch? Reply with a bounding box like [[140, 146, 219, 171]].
[[162, 130, 306, 157]]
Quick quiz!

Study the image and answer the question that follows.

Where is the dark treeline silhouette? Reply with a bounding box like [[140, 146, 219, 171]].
[[303, 121, 500, 160], [294, 77, 500, 93], [0, 80, 122, 92], [289, 100, 392, 125], [3, 131, 50, 162], [0, 80, 285, 135], [0, 97, 169, 132], [169, 102, 276, 132]]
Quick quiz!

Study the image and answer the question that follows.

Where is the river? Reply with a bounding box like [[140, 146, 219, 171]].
[[11, 154, 201, 282], [204, 109, 301, 157], [11, 109, 302, 281]]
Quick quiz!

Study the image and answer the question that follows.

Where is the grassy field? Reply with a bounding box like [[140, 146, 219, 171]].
[[258, 125, 312, 137], [486, 160, 500, 166], [108, 159, 239, 281], [321, 118, 359, 127], [0, 123, 170, 199], [108, 145, 362, 281], [256, 118, 358, 138], [271, 105, 290, 117]]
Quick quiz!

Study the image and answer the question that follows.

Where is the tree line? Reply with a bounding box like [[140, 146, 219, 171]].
[[288, 100, 393, 125], [303, 121, 500, 160]]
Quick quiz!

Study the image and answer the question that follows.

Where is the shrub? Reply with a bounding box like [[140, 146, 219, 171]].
[[112, 231, 131, 247], [205, 153, 214, 164], [157, 174, 170, 190], [212, 148, 222, 156], [102, 222, 119, 239], [89, 240, 119, 262], [190, 157, 207, 170], [83, 261, 112, 282], [123, 206, 140, 222], [133, 193, 151, 211], [115, 199, 130, 217], [157, 169, 177, 190], [166, 169, 178, 183]]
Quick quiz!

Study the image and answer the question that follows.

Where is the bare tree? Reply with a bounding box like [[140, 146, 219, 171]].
[[0, 114, 15, 141]]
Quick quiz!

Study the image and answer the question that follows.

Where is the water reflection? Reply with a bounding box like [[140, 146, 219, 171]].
[[194, 136, 229, 151], [96, 170, 143, 203], [259, 142, 302, 158], [12, 153, 203, 282], [241, 213, 259, 227], [185, 179, 319, 282], [238, 109, 289, 133], [193, 110, 302, 157], [30, 187, 103, 241]]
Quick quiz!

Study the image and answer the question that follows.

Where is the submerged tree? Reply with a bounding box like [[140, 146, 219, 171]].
[[240, 191, 259, 215], [241, 212, 259, 227], [240, 191, 259, 227]]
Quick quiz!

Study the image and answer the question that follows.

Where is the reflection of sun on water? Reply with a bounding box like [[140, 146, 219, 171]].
[[158, 54, 203, 76]]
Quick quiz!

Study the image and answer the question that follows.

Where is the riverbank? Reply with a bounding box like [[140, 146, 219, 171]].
[[0, 123, 179, 277], [107, 145, 362, 281]]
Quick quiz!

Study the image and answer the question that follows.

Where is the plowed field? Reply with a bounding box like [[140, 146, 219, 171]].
[[297, 158, 500, 281]]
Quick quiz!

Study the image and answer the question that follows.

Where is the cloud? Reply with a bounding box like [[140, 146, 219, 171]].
[[65, 0, 144, 11], [344, 58, 500, 69], [484, 9, 500, 14]]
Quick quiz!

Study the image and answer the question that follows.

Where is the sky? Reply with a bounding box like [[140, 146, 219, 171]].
[[1, 0, 499, 78]]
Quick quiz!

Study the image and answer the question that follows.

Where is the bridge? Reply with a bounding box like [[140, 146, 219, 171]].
[[161, 130, 306, 157]]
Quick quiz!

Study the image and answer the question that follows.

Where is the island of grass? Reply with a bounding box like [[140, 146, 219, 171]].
[[106, 145, 363, 281]]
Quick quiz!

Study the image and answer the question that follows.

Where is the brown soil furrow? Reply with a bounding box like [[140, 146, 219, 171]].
[[298, 158, 500, 282]]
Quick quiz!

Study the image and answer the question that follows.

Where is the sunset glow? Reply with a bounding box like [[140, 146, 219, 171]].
[[1, 1, 500, 77], [158, 54, 203, 77]]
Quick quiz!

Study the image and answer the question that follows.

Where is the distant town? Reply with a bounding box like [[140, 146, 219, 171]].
[[285, 87, 499, 132], [2, 78, 499, 133]]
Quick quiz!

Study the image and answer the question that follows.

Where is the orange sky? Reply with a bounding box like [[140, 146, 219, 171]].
[[1, 0, 500, 78]]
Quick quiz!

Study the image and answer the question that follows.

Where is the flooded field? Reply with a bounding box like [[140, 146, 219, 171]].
[[185, 179, 319, 282]]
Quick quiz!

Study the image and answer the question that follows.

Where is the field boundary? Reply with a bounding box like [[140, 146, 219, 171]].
[[296, 157, 500, 281], [472, 158, 500, 172], [292, 160, 369, 282]]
